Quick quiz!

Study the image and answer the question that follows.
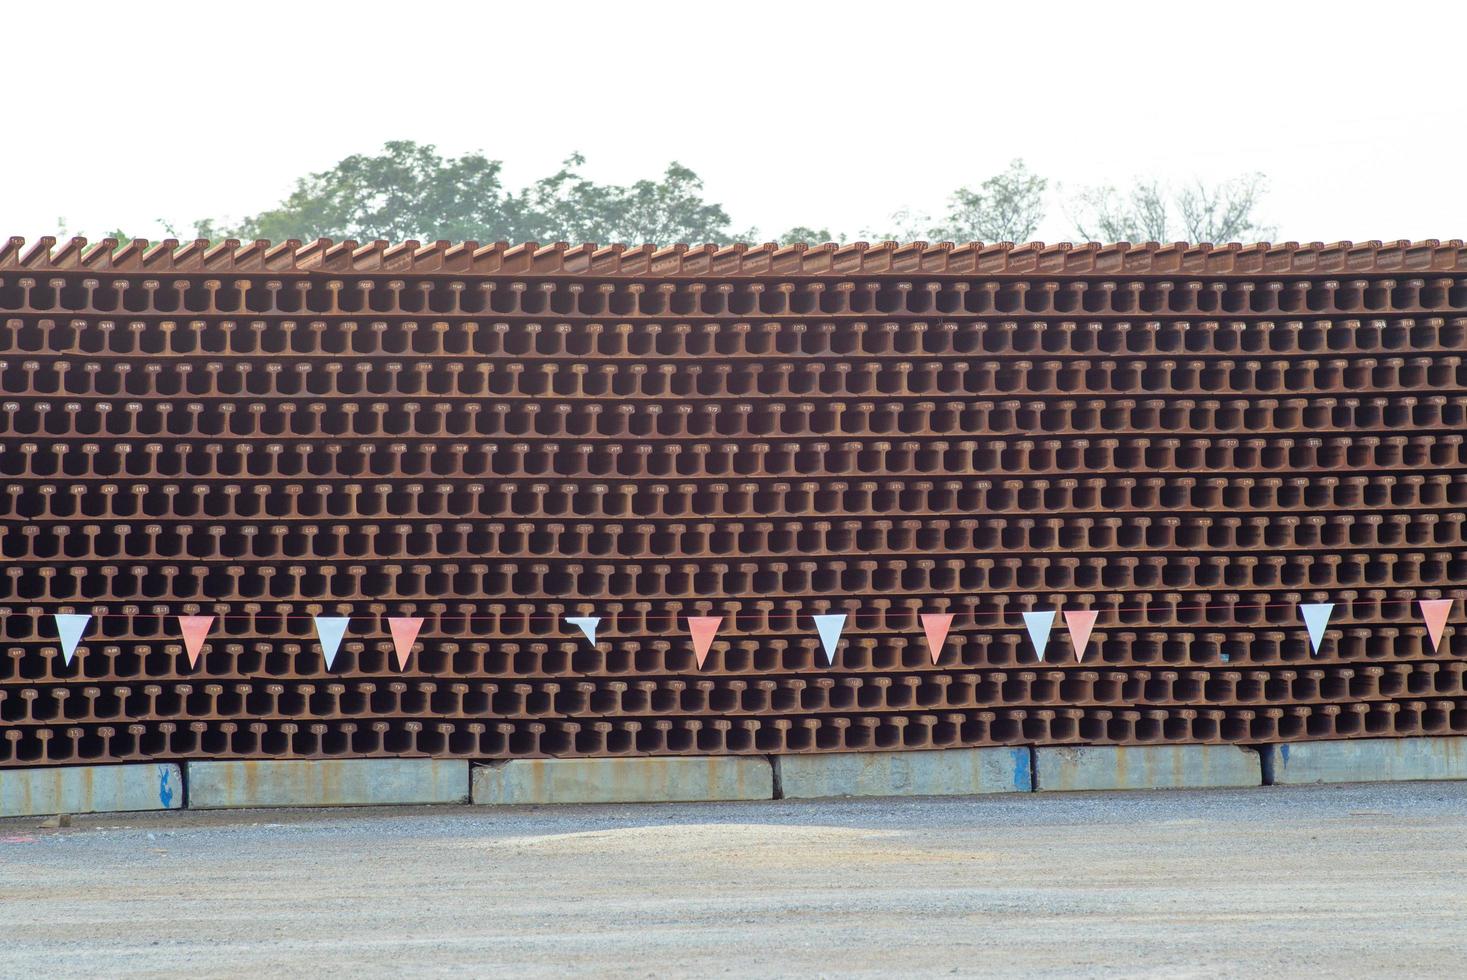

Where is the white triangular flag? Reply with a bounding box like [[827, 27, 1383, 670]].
[[813, 613, 847, 666], [314, 616, 350, 670], [54, 613, 92, 666], [566, 616, 601, 646], [1300, 603, 1334, 655], [1022, 610, 1056, 661]]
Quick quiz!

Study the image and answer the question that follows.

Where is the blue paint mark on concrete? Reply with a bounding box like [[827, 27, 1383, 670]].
[[157, 765, 174, 808], [1011, 747, 1030, 791], [1279, 744, 1290, 767]]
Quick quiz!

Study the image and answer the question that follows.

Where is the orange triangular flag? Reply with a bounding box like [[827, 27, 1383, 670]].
[[177, 615, 215, 669], [388, 616, 424, 670], [1063, 610, 1099, 662], [920, 613, 954, 664], [1420, 599, 1453, 653], [688, 616, 723, 669]]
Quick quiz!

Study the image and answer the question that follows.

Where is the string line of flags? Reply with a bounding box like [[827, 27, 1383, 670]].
[[31, 600, 1458, 671]]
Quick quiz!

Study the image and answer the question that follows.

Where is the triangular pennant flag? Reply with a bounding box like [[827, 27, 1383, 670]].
[[314, 616, 350, 670], [1063, 610, 1099, 662], [687, 616, 722, 669], [177, 615, 215, 669], [813, 613, 847, 666], [921, 613, 954, 665], [388, 616, 424, 671], [565, 616, 601, 646], [1300, 603, 1334, 655], [53, 613, 91, 667], [1022, 610, 1056, 661], [1419, 599, 1453, 653]]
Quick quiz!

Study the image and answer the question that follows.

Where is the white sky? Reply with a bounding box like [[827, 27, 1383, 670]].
[[2, 0, 1461, 244]]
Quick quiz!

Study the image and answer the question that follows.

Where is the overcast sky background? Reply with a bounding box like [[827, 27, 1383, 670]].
[[2, 0, 1460, 245]]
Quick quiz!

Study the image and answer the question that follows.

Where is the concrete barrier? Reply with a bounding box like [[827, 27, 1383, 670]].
[[1265, 737, 1467, 785], [775, 747, 1031, 799], [21, 739, 1467, 815], [472, 756, 773, 805], [186, 759, 469, 809], [0, 764, 183, 818], [1034, 744, 1261, 792]]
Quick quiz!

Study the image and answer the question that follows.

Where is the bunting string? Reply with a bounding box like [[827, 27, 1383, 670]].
[[24, 598, 1458, 670], [5, 594, 1463, 623]]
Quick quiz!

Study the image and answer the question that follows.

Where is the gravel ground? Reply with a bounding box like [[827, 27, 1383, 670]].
[[2, 782, 1465, 978]]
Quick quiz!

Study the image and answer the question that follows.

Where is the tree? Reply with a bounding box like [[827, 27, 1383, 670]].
[[61, 152, 1282, 248], [514, 154, 739, 245], [928, 159, 1047, 242], [1176, 174, 1271, 243], [1066, 180, 1169, 243], [1068, 173, 1272, 243], [228, 141, 516, 243], [861, 159, 1048, 243], [167, 142, 743, 246]]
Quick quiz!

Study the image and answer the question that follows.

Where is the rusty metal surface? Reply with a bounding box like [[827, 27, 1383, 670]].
[[1, 236, 1464, 767], [5, 236, 1467, 278]]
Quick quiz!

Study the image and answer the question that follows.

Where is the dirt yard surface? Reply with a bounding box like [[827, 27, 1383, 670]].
[[2, 782, 1464, 977]]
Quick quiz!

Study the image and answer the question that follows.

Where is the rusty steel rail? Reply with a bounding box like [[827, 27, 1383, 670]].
[[1, 236, 1464, 768], [3, 236, 1467, 278]]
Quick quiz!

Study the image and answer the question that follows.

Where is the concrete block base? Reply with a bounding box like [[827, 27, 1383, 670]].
[[775, 747, 1031, 799], [1034, 744, 1261, 792], [472, 756, 773, 805], [186, 759, 468, 809], [0, 764, 183, 817], [13, 737, 1467, 816], [1265, 736, 1467, 785]]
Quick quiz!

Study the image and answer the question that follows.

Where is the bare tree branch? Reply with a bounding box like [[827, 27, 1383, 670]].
[[1068, 173, 1272, 243]]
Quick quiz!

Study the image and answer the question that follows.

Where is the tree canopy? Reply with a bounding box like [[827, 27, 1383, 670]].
[[929, 159, 1049, 243], [156, 142, 1273, 246], [190, 143, 744, 246]]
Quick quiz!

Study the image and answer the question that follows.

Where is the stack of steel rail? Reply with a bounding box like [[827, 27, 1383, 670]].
[[1, 236, 1464, 767]]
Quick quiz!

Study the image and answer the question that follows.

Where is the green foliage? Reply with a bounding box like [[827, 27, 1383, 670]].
[[863, 160, 1050, 243], [514, 154, 739, 245], [171, 142, 741, 246], [154, 144, 1272, 246], [928, 159, 1048, 243], [232, 141, 516, 243]]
